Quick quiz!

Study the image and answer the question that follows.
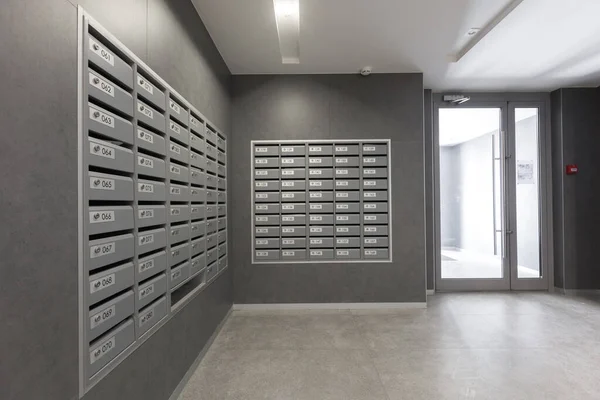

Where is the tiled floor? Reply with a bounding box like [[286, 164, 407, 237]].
[[178, 293, 600, 400]]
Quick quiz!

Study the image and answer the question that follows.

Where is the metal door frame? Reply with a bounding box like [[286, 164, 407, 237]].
[[432, 93, 552, 292]]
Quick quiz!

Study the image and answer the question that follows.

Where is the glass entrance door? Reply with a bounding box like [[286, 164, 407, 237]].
[[434, 101, 548, 291]]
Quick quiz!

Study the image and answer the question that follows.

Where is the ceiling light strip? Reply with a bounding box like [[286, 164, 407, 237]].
[[273, 0, 300, 64]]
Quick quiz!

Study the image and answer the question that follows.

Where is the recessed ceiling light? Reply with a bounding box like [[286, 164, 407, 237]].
[[273, 0, 300, 64]]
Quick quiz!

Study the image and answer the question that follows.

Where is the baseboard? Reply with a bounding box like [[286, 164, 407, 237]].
[[556, 287, 600, 296], [168, 306, 233, 400], [426, 289, 435, 295], [233, 302, 427, 310]]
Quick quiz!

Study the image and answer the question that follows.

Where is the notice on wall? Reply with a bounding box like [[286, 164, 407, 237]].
[[517, 160, 534, 184]]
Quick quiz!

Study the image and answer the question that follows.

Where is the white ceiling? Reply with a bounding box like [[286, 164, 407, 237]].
[[192, 0, 600, 91]]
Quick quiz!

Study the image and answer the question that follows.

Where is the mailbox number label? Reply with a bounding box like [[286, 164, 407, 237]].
[[139, 234, 154, 246], [138, 102, 154, 119], [89, 106, 115, 128], [139, 209, 154, 219], [90, 336, 115, 364], [90, 177, 115, 191], [139, 309, 155, 327], [89, 210, 115, 224], [90, 305, 116, 329], [90, 273, 115, 293], [90, 142, 115, 159], [89, 38, 114, 66], [139, 259, 155, 273], [138, 156, 154, 168], [138, 183, 154, 193], [170, 122, 181, 134], [89, 73, 114, 97], [139, 284, 154, 299], [90, 242, 115, 259], [170, 100, 181, 114], [138, 129, 154, 144], [137, 75, 154, 94]]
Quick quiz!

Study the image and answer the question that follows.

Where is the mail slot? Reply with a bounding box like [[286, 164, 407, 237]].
[[362, 144, 388, 155], [206, 190, 217, 203], [191, 253, 206, 276], [254, 249, 279, 261], [364, 237, 390, 248], [335, 180, 360, 190], [363, 202, 388, 213], [190, 150, 206, 169], [136, 127, 166, 156], [281, 203, 306, 214], [363, 214, 389, 224], [88, 205, 134, 236], [137, 296, 167, 337], [254, 168, 278, 181], [168, 98, 189, 126], [218, 217, 227, 231], [362, 168, 388, 178], [280, 192, 305, 202], [280, 145, 305, 156], [88, 35, 133, 88], [335, 203, 360, 213], [136, 99, 165, 133], [138, 273, 166, 309], [170, 261, 190, 290], [335, 249, 361, 259], [136, 205, 166, 228], [281, 168, 306, 180], [362, 190, 388, 201], [335, 225, 361, 236], [216, 136, 226, 152], [205, 128, 217, 145], [190, 187, 206, 202], [280, 249, 306, 260], [309, 226, 334, 236], [88, 233, 134, 272], [191, 221, 206, 238], [169, 222, 190, 244], [281, 215, 306, 225], [136, 73, 165, 111], [218, 178, 227, 191], [190, 167, 206, 186], [167, 162, 189, 183], [88, 103, 133, 145], [87, 319, 134, 378], [206, 219, 217, 234], [88, 290, 134, 342], [334, 144, 359, 155], [308, 191, 334, 202], [191, 237, 206, 256], [280, 238, 306, 249], [308, 237, 333, 248], [190, 205, 205, 220], [362, 156, 388, 167], [254, 145, 279, 156], [255, 180, 280, 191], [308, 145, 333, 155], [168, 140, 189, 165], [217, 165, 227, 178], [255, 238, 280, 249], [281, 226, 306, 237], [189, 114, 203, 135], [255, 192, 280, 203], [335, 168, 360, 178], [308, 168, 334, 179], [137, 250, 167, 282], [205, 205, 218, 218], [88, 70, 134, 117], [169, 183, 190, 202], [309, 215, 334, 225], [205, 159, 216, 174], [335, 214, 361, 225], [137, 228, 167, 255], [364, 248, 390, 260], [362, 179, 388, 190], [137, 153, 166, 179], [170, 242, 190, 267], [254, 157, 279, 168], [218, 205, 226, 217], [364, 225, 389, 236], [334, 156, 359, 167], [88, 261, 134, 305], [137, 179, 166, 202], [308, 203, 334, 213], [190, 133, 206, 154], [335, 237, 360, 248], [308, 157, 333, 167], [281, 180, 306, 191], [217, 151, 226, 165], [309, 249, 333, 260], [334, 191, 360, 201], [206, 174, 217, 189]]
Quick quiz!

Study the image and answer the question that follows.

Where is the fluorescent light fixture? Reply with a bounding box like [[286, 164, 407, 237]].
[[273, 0, 300, 64]]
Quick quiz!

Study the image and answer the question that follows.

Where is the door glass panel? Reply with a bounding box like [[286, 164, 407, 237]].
[[514, 108, 541, 278], [439, 108, 503, 279]]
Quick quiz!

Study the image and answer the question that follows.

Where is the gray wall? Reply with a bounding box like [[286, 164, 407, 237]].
[[551, 87, 600, 290], [424, 90, 434, 290], [231, 74, 426, 304], [0, 1, 232, 399]]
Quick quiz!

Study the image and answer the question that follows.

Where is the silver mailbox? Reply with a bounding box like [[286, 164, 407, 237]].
[[255, 192, 280, 203], [281, 168, 306, 180], [362, 190, 388, 201], [308, 145, 333, 155], [363, 214, 389, 224], [334, 156, 359, 167], [281, 203, 306, 214], [88, 103, 134, 145], [87, 319, 135, 378], [136, 127, 166, 156], [362, 179, 388, 190], [254, 145, 279, 156], [362, 168, 388, 178], [255, 169, 279, 180], [281, 180, 306, 191], [362, 156, 388, 167], [335, 237, 361, 248], [88, 70, 134, 116], [137, 153, 166, 179], [335, 180, 360, 190], [191, 220, 206, 238], [88, 172, 134, 202], [170, 242, 190, 267], [136, 74, 165, 111], [88, 262, 134, 305], [308, 180, 334, 190], [308, 237, 334, 248], [280, 145, 305, 156], [308, 168, 334, 179], [364, 248, 389, 259], [169, 163, 190, 183], [335, 191, 360, 202], [335, 226, 361, 236], [362, 144, 388, 155], [309, 226, 334, 236], [364, 237, 389, 248], [88, 234, 134, 272], [281, 249, 306, 260], [281, 226, 306, 237], [334, 144, 359, 155], [308, 203, 334, 213], [168, 141, 189, 165], [137, 296, 167, 337], [88, 36, 133, 88], [170, 261, 190, 289], [281, 238, 306, 249], [88, 206, 134, 236], [309, 249, 333, 260], [170, 205, 190, 224], [254, 180, 280, 191], [335, 203, 360, 213], [280, 191, 305, 202], [137, 250, 167, 282], [335, 168, 360, 179], [255, 157, 279, 168], [335, 249, 361, 259], [281, 214, 306, 225], [137, 179, 166, 202], [88, 290, 134, 341], [308, 191, 334, 202], [136, 99, 165, 133], [136, 205, 166, 228], [309, 214, 334, 225], [137, 228, 167, 255], [138, 273, 166, 309], [308, 157, 333, 167], [364, 225, 389, 236], [335, 214, 361, 225], [168, 98, 189, 125]]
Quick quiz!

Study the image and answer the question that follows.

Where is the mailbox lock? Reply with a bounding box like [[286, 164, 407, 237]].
[[139, 105, 144, 111], [93, 111, 100, 118], [93, 77, 100, 84], [93, 44, 99, 51]]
